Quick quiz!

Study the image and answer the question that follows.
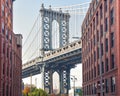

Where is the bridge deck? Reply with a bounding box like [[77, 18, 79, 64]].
[[22, 40, 82, 78], [22, 40, 82, 69]]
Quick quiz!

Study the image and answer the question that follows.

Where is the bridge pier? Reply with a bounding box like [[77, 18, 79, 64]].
[[49, 70, 53, 93], [59, 68, 70, 95], [44, 69, 54, 94], [43, 66, 71, 96]]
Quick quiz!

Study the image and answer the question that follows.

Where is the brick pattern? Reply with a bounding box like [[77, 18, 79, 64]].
[[82, 0, 119, 96], [0, 0, 22, 96], [116, 0, 120, 95]]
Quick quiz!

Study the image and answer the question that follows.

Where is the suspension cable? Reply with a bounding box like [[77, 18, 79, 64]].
[[22, 26, 41, 59], [23, 14, 40, 47]]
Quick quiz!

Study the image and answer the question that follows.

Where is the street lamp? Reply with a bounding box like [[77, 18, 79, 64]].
[[71, 75, 77, 96], [36, 55, 45, 90]]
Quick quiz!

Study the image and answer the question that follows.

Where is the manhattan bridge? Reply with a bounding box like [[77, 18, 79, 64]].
[[22, 2, 90, 95]]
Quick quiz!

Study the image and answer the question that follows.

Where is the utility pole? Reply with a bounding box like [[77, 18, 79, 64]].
[[30, 74, 32, 96], [71, 75, 77, 96], [35, 78, 37, 87], [40, 48, 45, 90]]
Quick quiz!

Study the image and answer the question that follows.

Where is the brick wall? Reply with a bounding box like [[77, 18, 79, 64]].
[[116, 0, 120, 95]]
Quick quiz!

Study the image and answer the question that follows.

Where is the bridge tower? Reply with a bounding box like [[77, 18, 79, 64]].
[[40, 4, 70, 51], [40, 4, 70, 95]]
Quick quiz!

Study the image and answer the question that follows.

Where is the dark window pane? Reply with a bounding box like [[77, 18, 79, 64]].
[[100, 25, 103, 37], [110, 8, 114, 25], [105, 18, 108, 32], [111, 77, 115, 92], [102, 61, 104, 73], [105, 38, 108, 52], [100, 4, 103, 18], [105, 79, 109, 93], [101, 43, 103, 56], [111, 54, 115, 69], [105, 58, 109, 72], [104, 0, 107, 12], [111, 33, 114, 47]]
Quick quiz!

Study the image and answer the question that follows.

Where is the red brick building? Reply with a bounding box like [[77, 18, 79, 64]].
[[0, 0, 22, 96], [82, 0, 120, 96]]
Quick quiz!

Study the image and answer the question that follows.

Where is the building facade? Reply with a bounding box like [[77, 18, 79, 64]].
[[82, 0, 120, 96], [0, 0, 22, 96]]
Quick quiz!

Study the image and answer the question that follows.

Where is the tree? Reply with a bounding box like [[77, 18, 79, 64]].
[[23, 86, 30, 96], [27, 87, 48, 96], [22, 85, 49, 96], [78, 90, 82, 96], [38, 89, 48, 96]]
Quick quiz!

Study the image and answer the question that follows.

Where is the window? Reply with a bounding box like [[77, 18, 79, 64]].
[[3, 83, 4, 96], [7, 67, 9, 76], [111, 76, 115, 92], [97, 47, 99, 59], [96, 0, 99, 4], [92, 69, 93, 79], [111, 54, 115, 69], [89, 71, 90, 80], [6, 29, 9, 40], [87, 86, 88, 95], [86, 33, 87, 42], [6, 0, 8, 6], [7, 47, 9, 58], [100, 4, 103, 18], [3, 64, 5, 75], [88, 42, 90, 52], [10, 67, 12, 77], [94, 83, 97, 94], [96, 12, 98, 25], [87, 72, 88, 81], [97, 81, 100, 91], [102, 61, 104, 73], [91, 54, 93, 65], [102, 80, 105, 90], [10, 86, 12, 96], [1, 4, 4, 16], [105, 18, 108, 32], [10, 51, 12, 64], [98, 64, 100, 75], [90, 24, 92, 34], [10, 34, 12, 43], [110, 0, 113, 3], [105, 38, 108, 52], [105, 58, 109, 72], [89, 57, 90, 66], [3, 43, 5, 54], [94, 35, 95, 46], [93, 18, 95, 30], [104, 0, 107, 12], [101, 43, 103, 56], [110, 8, 114, 25], [94, 51, 96, 62], [6, 84, 8, 96], [100, 25, 103, 37], [91, 39, 92, 51], [111, 33, 114, 47], [88, 28, 90, 37], [2, 22, 5, 34], [94, 67, 96, 77], [105, 79, 109, 93], [97, 30, 99, 42]]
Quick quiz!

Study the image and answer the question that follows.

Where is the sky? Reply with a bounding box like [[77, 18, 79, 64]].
[[13, 0, 91, 41], [13, 0, 91, 90]]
